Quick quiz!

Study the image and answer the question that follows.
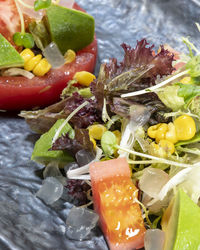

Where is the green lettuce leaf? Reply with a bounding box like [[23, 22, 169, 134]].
[[31, 119, 74, 166], [177, 83, 200, 104], [157, 85, 185, 111]]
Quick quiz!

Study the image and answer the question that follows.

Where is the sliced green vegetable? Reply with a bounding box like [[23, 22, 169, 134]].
[[34, 0, 51, 11], [0, 34, 24, 69], [31, 119, 74, 167], [162, 189, 200, 250], [46, 4, 95, 54], [13, 32, 34, 49]]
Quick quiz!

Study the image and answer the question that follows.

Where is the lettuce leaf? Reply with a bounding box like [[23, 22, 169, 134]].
[[51, 127, 94, 157], [157, 85, 185, 111], [31, 119, 74, 166], [177, 83, 200, 104]]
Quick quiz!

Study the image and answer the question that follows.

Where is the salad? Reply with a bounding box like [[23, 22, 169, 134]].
[[0, 0, 96, 110], [20, 30, 200, 250]]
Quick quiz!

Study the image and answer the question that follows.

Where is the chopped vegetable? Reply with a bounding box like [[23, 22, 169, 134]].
[[73, 71, 96, 87], [89, 158, 146, 250]]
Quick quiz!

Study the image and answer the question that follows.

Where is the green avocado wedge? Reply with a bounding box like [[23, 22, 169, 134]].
[[0, 34, 24, 69], [46, 4, 95, 54], [31, 119, 74, 167], [161, 189, 200, 250]]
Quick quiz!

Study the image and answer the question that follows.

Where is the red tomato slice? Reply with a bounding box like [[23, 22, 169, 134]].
[[90, 158, 146, 250], [0, 3, 97, 110], [0, 0, 20, 46]]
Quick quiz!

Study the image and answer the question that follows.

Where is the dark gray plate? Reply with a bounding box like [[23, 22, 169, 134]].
[[0, 0, 199, 249]]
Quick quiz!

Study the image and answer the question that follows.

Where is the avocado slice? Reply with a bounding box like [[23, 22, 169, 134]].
[[161, 189, 200, 250], [0, 34, 24, 69], [31, 119, 74, 167], [46, 4, 95, 54]]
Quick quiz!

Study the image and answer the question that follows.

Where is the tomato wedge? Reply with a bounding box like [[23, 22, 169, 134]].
[[89, 158, 146, 250], [0, 3, 97, 110], [0, 0, 20, 46]]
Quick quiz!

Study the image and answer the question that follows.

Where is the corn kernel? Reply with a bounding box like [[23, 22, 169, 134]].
[[174, 115, 196, 141], [159, 140, 175, 154], [33, 58, 52, 77], [73, 71, 96, 87], [64, 49, 76, 64], [147, 124, 161, 138], [155, 123, 168, 143], [180, 76, 192, 84], [165, 122, 178, 144], [24, 54, 42, 71], [88, 124, 107, 140], [20, 49, 35, 63]]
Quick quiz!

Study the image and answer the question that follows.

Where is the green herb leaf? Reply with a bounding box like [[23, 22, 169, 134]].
[[34, 0, 51, 11], [101, 131, 117, 156], [186, 55, 200, 77], [177, 83, 200, 104], [13, 32, 34, 48]]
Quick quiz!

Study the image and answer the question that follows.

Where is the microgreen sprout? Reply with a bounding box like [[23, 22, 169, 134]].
[[121, 69, 189, 98], [13, 0, 34, 48]]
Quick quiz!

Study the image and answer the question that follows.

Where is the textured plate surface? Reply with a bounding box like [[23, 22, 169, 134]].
[[0, 0, 199, 249]]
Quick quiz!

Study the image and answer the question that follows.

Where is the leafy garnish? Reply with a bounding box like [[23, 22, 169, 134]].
[[20, 93, 102, 133], [13, 0, 34, 48], [34, 0, 51, 11], [31, 119, 74, 166], [13, 32, 34, 48], [157, 85, 185, 111], [177, 83, 200, 104], [186, 55, 200, 77], [51, 128, 94, 157], [91, 39, 174, 122]]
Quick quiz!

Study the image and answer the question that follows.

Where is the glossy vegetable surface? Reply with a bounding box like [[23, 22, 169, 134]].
[[0, 3, 97, 110], [90, 158, 146, 250]]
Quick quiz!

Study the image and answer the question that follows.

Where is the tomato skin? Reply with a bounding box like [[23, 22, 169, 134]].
[[0, 3, 97, 110], [89, 158, 146, 250]]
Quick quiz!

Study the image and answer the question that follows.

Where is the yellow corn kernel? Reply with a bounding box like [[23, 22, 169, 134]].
[[64, 49, 76, 64], [24, 54, 42, 71], [90, 137, 96, 149], [149, 142, 167, 158], [174, 115, 196, 141], [159, 139, 175, 154], [73, 71, 96, 87], [147, 124, 161, 138], [88, 124, 107, 140], [33, 58, 52, 77], [165, 122, 178, 144], [179, 76, 192, 84], [155, 123, 168, 143], [113, 130, 121, 145], [20, 49, 35, 63]]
